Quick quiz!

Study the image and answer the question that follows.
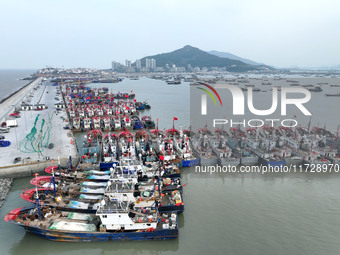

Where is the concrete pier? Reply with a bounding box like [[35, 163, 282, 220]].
[[0, 78, 78, 178]]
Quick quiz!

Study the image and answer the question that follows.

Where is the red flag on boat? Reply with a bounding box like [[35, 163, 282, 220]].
[[173, 117, 178, 120]]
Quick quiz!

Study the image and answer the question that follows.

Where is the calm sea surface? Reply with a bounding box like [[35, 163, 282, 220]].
[[0, 70, 35, 101], [1, 71, 340, 255]]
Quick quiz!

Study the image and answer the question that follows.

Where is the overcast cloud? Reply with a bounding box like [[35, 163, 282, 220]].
[[0, 0, 339, 69]]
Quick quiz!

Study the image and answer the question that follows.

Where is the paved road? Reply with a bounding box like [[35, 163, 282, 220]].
[[0, 78, 42, 122]]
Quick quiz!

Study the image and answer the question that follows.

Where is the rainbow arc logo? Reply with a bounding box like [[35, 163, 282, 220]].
[[196, 82, 223, 106]]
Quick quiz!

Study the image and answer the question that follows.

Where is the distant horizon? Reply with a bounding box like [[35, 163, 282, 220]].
[[2, 45, 340, 71], [1, 45, 340, 71]]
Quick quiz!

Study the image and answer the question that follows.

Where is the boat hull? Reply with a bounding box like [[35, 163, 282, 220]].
[[20, 225, 178, 242], [182, 158, 199, 167], [198, 158, 219, 166], [100, 161, 119, 170], [219, 158, 240, 167], [240, 156, 259, 166], [258, 157, 286, 167], [158, 204, 184, 214]]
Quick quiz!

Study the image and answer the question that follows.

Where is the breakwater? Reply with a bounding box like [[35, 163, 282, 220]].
[[0, 178, 12, 209]]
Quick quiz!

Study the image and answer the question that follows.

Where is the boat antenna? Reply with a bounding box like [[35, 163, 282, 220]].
[[33, 174, 42, 220], [307, 117, 312, 133], [69, 147, 72, 171], [52, 169, 57, 199], [58, 157, 62, 186], [156, 118, 159, 137]]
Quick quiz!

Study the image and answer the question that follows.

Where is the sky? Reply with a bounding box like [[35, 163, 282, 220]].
[[0, 0, 340, 69]]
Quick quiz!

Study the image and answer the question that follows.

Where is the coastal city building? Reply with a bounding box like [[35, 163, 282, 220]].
[[136, 59, 142, 69]]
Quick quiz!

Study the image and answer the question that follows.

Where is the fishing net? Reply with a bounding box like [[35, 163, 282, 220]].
[[80, 187, 105, 194], [48, 221, 96, 232], [19, 113, 52, 153]]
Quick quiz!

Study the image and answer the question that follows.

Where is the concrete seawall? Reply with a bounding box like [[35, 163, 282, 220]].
[[0, 77, 43, 122], [0, 157, 79, 178]]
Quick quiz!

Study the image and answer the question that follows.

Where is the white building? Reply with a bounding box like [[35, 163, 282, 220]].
[[150, 59, 156, 68], [136, 59, 142, 69], [111, 61, 121, 71], [125, 60, 131, 68], [145, 58, 151, 68]]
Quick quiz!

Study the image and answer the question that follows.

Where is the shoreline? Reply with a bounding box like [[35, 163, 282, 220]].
[[0, 78, 35, 105]]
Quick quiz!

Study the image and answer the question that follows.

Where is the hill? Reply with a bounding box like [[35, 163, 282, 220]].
[[138, 45, 269, 72], [208, 50, 262, 66]]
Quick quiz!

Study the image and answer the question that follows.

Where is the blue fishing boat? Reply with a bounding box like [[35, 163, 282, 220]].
[[4, 201, 178, 242]]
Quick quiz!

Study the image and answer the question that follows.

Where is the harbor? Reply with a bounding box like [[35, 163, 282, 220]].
[[1, 71, 340, 253]]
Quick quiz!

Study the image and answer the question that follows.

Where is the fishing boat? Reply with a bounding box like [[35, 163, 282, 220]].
[[228, 128, 258, 166], [92, 117, 101, 130], [157, 190, 184, 213], [72, 117, 81, 132], [82, 118, 92, 131], [79, 130, 102, 169], [210, 136, 240, 166], [245, 128, 285, 167], [118, 131, 136, 160], [308, 86, 323, 92], [325, 93, 340, 96], [141, 116, 156, 129], [122, 116, 133, 130], [166, 80, 181, 85], [134, 131, 156, 163], [128, 115, 143, 129], [5, 202, 178, 241], [101, 116, 111, 131], [173, 130, 199, 167], [190, 134, 219, 166], [112, 116, 122, 131], [154, 134, 182, 168], [101, 133, 119, 170]]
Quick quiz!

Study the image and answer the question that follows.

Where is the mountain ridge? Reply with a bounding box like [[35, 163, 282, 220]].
[[137, 45, 270, 72], [208, 50, 263, 66]]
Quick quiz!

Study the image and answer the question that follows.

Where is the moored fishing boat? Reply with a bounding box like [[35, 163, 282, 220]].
[[82, 118, 92, 131], [245, 128, 285, 167], [4, 202, 178, 241], [173, 130, 199, 167], [122, 116, 133, 130], [190, 134, 218, 166], [228, 128, 258, 165], [72, 117, 81, 132], [141, 116, 156, 129], [210, 136, 240, 166], [130, 115, 144, 129], [101, 116, 111, 131], [79, 130, 102, 170], [101, 133, 119, 170], [154, 134, 183, 168], [112, 116, 122, 131]]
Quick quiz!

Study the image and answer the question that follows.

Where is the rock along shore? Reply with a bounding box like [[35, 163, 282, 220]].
[[0, 178, 13, 209]]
